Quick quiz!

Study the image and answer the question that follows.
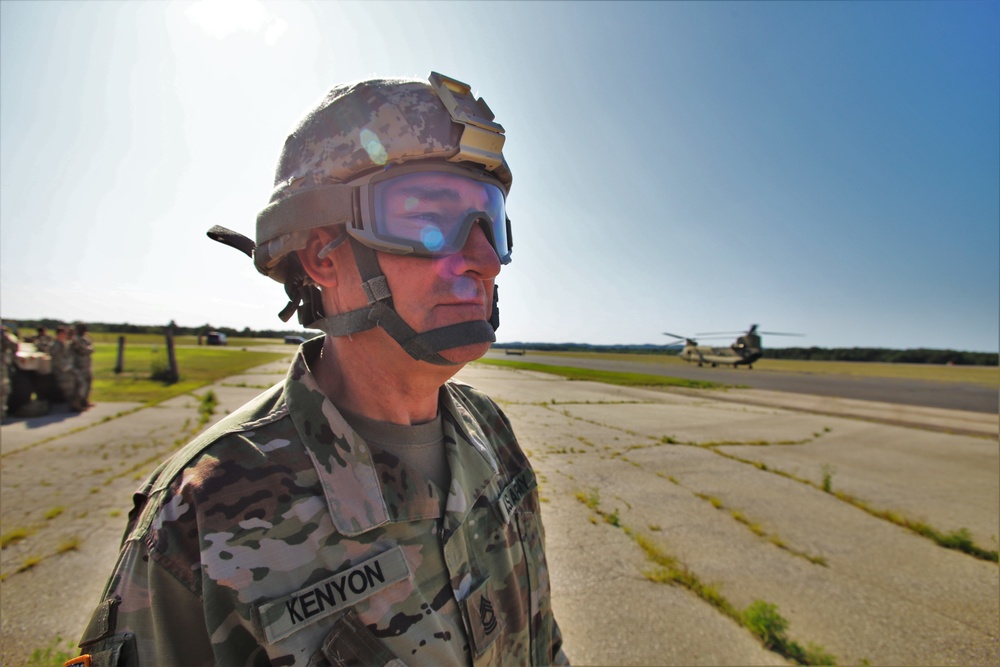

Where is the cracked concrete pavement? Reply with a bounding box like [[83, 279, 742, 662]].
[[1, 359, 996, 666]]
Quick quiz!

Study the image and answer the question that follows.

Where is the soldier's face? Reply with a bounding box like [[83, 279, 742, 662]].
[[377, 218, 501, 365], [312, 175, 503, 368]]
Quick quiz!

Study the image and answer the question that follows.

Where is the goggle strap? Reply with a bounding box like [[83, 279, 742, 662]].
[[257, 186, 355, 243]]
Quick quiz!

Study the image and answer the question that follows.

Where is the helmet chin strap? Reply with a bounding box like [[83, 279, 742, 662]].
[[309, 238, 497, 366]]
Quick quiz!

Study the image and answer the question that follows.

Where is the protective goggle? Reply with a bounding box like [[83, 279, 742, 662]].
[[346, 163, 512, 264]]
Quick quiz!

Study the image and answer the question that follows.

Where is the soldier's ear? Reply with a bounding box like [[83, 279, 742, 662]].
[[297, 228, 343, 288]]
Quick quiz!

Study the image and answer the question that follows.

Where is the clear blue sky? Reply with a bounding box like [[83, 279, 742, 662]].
[[2, 0, 997, 352]]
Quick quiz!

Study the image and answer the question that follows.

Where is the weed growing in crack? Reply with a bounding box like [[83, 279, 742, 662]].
[[43, 506, 65, 521], [1, 527, 33, 549], [821, 464, 836, 493], [57, 536, 80, 554], [743, 601, 836, 665], [718, 450, 998, 562], [573, 484, 836, 664]]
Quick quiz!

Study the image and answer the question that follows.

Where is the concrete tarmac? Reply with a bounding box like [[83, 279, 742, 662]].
[[489, 351, 1000, 415], [1, 359, 996, 666]]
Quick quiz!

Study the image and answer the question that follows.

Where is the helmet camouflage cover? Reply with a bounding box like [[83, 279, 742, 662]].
[[254, 72, 512, 285]]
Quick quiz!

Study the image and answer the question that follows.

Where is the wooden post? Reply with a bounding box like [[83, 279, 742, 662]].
[[164, 327, 179, 384], [114, 335, 125, 374]]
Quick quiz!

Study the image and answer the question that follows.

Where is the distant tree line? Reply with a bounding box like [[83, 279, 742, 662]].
[[5, 319, 306, 340], [760, 347, 997, 366], [493, 342, 998, 366]]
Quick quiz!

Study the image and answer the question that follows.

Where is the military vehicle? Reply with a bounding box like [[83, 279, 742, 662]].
[[663, 324, 803, 369]]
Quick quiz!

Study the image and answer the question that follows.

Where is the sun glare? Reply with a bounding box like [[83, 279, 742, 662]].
[[185, 0, 287, 44]]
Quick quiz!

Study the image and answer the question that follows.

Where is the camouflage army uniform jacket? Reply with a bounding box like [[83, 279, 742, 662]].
[[77, 338, 567, 666], [70, 334, 94, 371]]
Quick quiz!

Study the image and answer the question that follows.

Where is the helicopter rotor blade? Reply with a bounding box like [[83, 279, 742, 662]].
[[696, 326, 804, 337]]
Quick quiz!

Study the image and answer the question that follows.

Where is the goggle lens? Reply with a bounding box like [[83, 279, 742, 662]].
[[371, 171, 510, 262]]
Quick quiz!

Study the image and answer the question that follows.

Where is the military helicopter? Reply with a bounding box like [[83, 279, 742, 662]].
[[662, 324, 803, 369]]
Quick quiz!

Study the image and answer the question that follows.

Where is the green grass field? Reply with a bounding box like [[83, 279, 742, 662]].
[[528, 351, 1000, 387], [90, 342, 291, 404], [474, 358, 726, 389]]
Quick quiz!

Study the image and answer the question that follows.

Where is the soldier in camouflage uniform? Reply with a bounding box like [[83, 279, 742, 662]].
[[1, 324, 18, 420], [73, 73, 567, 666], [32, 326, 54, 354], [70, 322, 95, 408], [50, 326, 82, 411]]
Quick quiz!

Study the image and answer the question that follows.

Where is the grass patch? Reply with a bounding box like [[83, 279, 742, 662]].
[[575, 488, 602, 512], [197, 390, 218, 428], [57, 536, 80, 553], [88, 344, 288, 404], [1, 527, 33, 549], [821, 464, 835, 494], [17, 555, 43, 573], [743, 601, 837, 665], [474, 358, 725, 389], [27, 636, 76, 667]]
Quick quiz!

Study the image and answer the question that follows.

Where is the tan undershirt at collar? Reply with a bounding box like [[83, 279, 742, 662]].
[[339, 408, 450, 494]]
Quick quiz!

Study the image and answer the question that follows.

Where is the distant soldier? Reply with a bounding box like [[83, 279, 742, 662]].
[[70, 322, 95, 408], [1, 324, 19, 419], [51, 327, 82, 411], [32, 326, 54, 354]]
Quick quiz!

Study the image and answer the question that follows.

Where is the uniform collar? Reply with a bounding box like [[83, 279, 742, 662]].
[[284, 338, 499, 538], [285, 338, 388, 536], [440, 385, 500, 539]]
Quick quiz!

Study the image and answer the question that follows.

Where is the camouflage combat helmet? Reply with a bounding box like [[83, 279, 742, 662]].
[[209, 72, 512, 365]]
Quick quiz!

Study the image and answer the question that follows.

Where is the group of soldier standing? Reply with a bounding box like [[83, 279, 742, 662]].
[[1, 322, 94, 419]]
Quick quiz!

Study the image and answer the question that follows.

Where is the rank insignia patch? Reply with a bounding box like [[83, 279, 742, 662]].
[[464, 578, 506, 656]]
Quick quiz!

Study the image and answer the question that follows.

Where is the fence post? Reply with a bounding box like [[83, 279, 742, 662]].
[[114, 335, 126, 374], [164, 327, 179, 384]]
